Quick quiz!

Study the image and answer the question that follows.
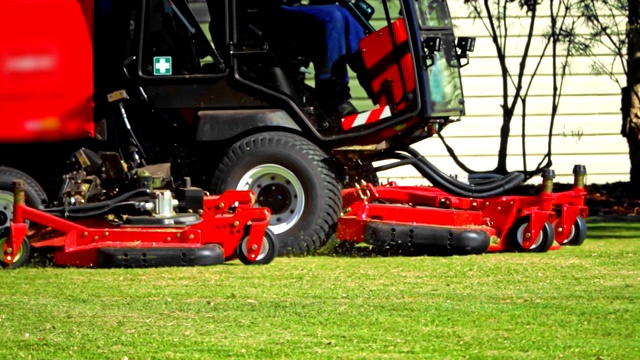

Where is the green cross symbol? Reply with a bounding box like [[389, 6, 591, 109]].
[[154, 56, 172, 75]]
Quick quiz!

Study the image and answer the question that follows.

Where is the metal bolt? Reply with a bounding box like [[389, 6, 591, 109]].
[[198, 209, 203, 215], [525, 233, 531, 238], [558, 228, 563, 233], [166, 237, 171, 241], [218, 203, 225, 209], [83, 232, 88, 237], [471, 202, 477, 207], [233, 221, 240, 227], [176, 233, 181, 238], [5, 248, 12, 254], [497, 206, 501, 211], [93, 236, 99, 241], [104, 232, 109, 237], [189, 234, 194, 239], [251, 244, 258, 251]]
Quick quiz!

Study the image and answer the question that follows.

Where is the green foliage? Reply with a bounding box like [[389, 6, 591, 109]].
[[1, 223, 639, 359], [573, 0, 627, 85]]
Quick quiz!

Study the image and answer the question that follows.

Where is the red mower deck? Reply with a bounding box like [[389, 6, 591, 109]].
[[2, 179, 276, 268], [337, 166, 588, 255]]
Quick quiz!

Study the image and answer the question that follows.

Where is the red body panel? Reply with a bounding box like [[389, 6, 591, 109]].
[[360, 18, 415, 111], [0, 0, 94, 142]]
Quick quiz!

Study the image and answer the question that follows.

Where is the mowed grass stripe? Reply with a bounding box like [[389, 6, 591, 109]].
[[1, 223, 639, 359]]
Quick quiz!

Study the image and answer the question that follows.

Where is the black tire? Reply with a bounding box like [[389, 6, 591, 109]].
[[237, 229, 278, 265], [508, 216, 555, 253], [0, 228, 31, 269], [211, 132, 341, 256], [0, 167, 48, 231], [559, 216, 587, 246]]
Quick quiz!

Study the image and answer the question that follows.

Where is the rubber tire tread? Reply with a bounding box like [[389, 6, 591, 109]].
[[237, 229, 279, 265], [563, 216, 587, 246], [509, 217, 555, 253], [211, 132, 341, 256], [0, 228, 31, 269], [0, 167, 48, 209]]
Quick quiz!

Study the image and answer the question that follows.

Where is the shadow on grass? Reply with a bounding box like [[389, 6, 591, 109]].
[[318, 240, 484, 258], [585, 222, 640, 240], [586, 233, 640, 240]]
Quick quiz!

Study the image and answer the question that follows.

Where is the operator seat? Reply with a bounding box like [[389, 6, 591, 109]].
[[206, 0, 313, 103]]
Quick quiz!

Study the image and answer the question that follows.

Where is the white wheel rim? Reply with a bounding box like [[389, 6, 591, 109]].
[[236, 164, 304, 234], [554, 219, 577, 245], [0, 236, 25, 263], [240, 235, 271, 262], [562, 223, 576, 244], [0, 191, 14, 230], [516, 222, 544, 249]]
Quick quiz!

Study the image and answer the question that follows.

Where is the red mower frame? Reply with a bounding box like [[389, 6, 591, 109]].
[[2, 179, 275, 268], [337, 165, 588, 255]]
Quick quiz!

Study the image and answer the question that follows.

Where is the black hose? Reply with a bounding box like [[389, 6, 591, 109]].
[[373, 148, 525, 198], [415, 161, 524, 197], [62, 201, 139, 219], [402, 147, 524, 189], [374, 158, 415, 172], [44, 188, 151, 214]]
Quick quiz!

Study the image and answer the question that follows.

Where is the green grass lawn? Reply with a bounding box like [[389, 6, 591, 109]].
[[1, 222, 639, 359]]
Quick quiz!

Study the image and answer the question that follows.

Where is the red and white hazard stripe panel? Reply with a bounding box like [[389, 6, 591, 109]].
[[341, 106, 392, 130]]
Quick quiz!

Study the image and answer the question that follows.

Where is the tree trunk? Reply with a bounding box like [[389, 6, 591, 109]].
[[626, 0, 640, 194]]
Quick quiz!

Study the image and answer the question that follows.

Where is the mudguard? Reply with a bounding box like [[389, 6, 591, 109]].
[[196, 109, 301, 141]]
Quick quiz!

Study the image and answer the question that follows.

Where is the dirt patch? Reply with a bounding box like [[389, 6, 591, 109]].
[[584, 181, 640, 222]]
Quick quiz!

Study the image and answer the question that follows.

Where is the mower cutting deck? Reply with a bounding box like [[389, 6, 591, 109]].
[[2, 179, 276, 268], [337, 165, 588, 255]]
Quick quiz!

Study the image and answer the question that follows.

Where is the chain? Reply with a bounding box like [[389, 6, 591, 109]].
[[355, 180, 371, 204]]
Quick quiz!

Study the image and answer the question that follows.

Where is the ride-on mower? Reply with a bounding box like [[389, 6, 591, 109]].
[[0, 0, 588, 262]]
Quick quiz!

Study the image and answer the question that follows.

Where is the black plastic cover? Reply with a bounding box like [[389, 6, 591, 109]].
[[96, 244, 225, 268], [364, 222, 490, 256]]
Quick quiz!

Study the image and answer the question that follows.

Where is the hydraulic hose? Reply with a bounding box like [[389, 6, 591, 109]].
[[44, 188, 151, 216], [62, 201, 139, 219], [375, 148, 525, 198], [402, 147, 525, 190]]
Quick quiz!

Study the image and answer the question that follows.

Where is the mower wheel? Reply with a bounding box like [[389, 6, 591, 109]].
[[0, 228, 31, 269], [237, 229, 278, 265], [0, 167, 48, 231], [211, 132, 341, 256], [509, 217, 555, 253], [559, 216, 587, 246]]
